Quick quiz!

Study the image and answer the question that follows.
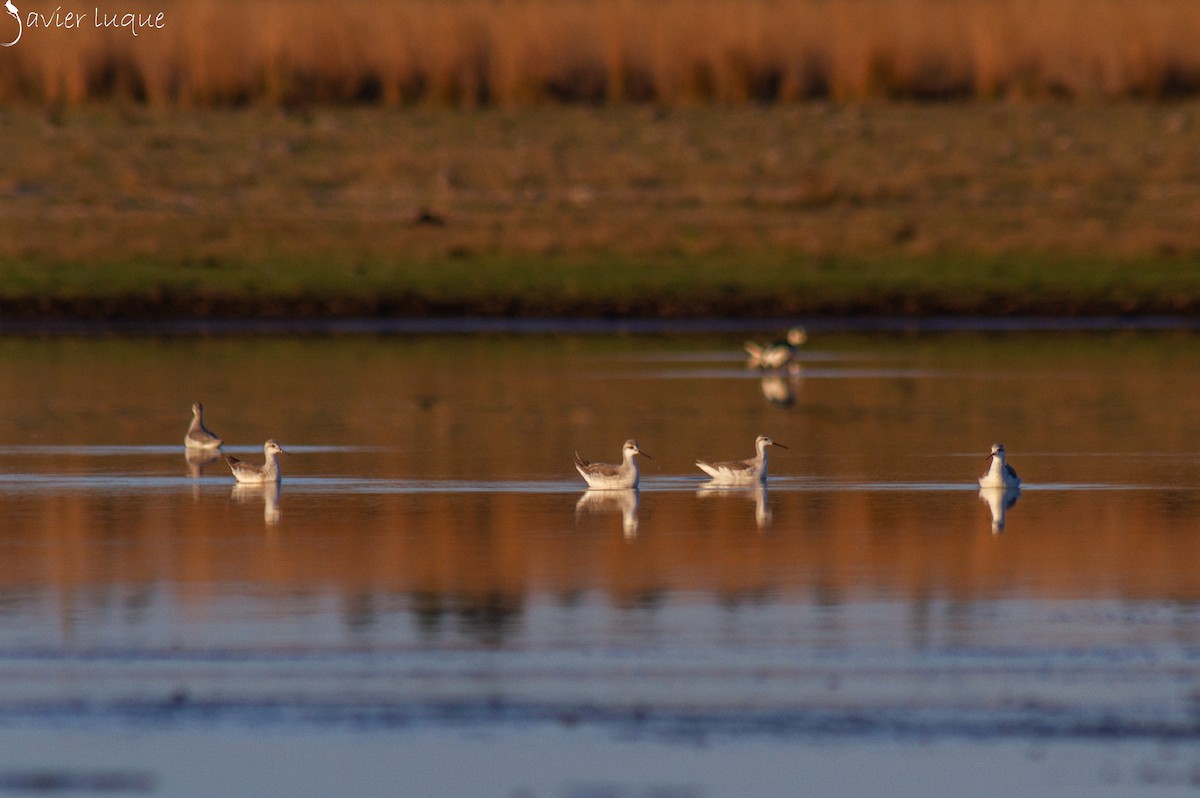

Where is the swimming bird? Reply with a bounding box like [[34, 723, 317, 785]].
[[745, 327, 807, 369], [185, 401, 222, 449], [225, 439, 287, 483], [979, 442, 1021, 489], [574, 439, 649, 490], [695, 434, 786, 484]]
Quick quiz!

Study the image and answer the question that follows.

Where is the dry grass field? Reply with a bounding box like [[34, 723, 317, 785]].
[[3, 1, 1200, 318], [2, 0, 1200, 107]]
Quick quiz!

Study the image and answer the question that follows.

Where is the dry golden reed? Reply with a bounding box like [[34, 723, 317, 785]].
[[2, 0, 1200, 106]]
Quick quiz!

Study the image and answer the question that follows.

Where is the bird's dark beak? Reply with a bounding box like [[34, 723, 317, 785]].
[[773, 442, 788, 449], [639, 451, 652, 460]]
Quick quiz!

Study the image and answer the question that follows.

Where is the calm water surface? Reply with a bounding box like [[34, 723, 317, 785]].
[[2, 330, 1200, 795]]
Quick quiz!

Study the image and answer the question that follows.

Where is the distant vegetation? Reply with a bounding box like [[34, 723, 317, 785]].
[[3, 0, 1200, 107], [2, 103, 1200, 318]]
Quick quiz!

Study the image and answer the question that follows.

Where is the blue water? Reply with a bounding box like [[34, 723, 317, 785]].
[[2, 331, 1200, 795]]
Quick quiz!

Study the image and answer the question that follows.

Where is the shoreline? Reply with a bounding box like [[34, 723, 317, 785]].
[[3, 311, 1198, 337]]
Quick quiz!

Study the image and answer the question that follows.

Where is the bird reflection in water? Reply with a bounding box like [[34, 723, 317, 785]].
[[759, 368, 802, 407], [576, 488, 639, 539], [232, 482, 282, 525], [978, 486, 1020, 533], [696, 482, 772, 528], [184, 447, 222, 478]]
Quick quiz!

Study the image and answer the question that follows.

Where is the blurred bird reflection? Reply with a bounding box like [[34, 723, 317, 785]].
[[233, 482, 282, 526], [979, 486, 1020, 533], [576, 488, 640, 539]]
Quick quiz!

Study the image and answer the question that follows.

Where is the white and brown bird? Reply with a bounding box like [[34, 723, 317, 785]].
[[225, 439, 288, 484], [745, 327, 807, 369], [574, 439, 649, 490], [184, 401, 222, 450], [979, 442, 1021, 489], [695, 434, 787, 484]]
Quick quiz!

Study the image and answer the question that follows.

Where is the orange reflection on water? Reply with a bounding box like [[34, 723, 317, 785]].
[[3, 486, 1200, 618], [2, 331, 1200, 627]]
